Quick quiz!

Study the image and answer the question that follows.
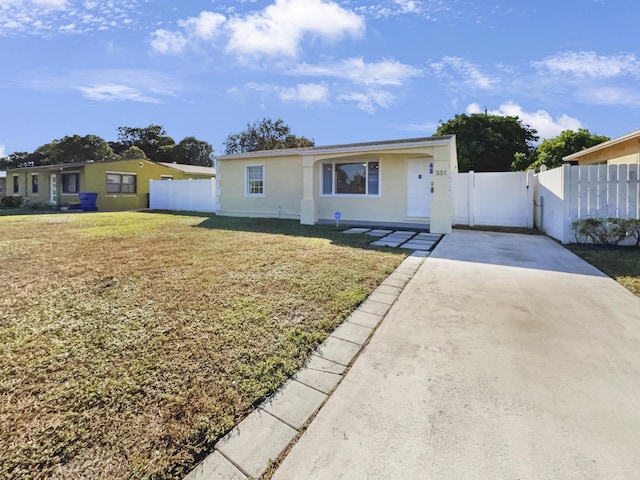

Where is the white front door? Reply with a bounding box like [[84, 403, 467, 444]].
[[406, 158, 432, 217], [50, 174, 57, 204]]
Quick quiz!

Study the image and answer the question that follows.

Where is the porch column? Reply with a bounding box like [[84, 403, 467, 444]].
[[300, 155, 315, 225], [429, 143, 457, 234]]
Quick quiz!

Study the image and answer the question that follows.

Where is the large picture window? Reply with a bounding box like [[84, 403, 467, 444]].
[[107, 173, 136, 193], [246, 165, 264, 197], [322, 161, 379, 196], [61, 173, 79, 194]]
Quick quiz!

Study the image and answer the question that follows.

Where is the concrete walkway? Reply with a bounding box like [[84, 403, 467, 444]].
[[272, 230, 640, 479]]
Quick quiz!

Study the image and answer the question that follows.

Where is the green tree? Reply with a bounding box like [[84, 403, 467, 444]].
[[436, 113, 538, 172], [171, 137, 214, 166], [513, 129, 610, 171], [116, 125, 176, 162], [118, 146, 147, 160], [33, 135, 116, 165], [224, 118, 314, 155]]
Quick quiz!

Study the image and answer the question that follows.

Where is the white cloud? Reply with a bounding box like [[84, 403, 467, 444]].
[[291, 57, 422, 86], [225, 0, 364, 58], [0, 0, 140, 35], [466, 101, 583, 140], [337, 89, 394, 114], [245, 82, 329, 105], [279, 83, 329, 104], [579, 86, 640, 107], [0, 144, 5, 157], [430, 56, 498, 90], [178, 11, 226, 42], [533, 51, 640, 78], [75, 83, 160, 103], [149, 29, 188, 55], [394, 0, 420, 14]]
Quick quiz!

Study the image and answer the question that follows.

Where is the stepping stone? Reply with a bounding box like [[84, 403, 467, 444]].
[[346, 310, 384, 329], [331, 321, 373, 345], [400, 242, 434, 250], [216, 410, 296, 479], [358, 299, 392, 317], [315, 336, 362, 366], [371, 240, 402, 247], [261, 379, 327, 430], [342, 228, 371, 234], [410, 250, 431, 257], [305, 354, 346, 375], [184, 451, 247, 480], [366, 229, 394, 237], [367, 291, 398, 305], [293, 367, 343, 395]]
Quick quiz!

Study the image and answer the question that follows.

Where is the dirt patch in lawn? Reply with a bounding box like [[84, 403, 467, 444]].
[[0, 212, 405, 479]]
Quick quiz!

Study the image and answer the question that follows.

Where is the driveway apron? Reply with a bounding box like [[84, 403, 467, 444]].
[[272, 230, 640, 480]]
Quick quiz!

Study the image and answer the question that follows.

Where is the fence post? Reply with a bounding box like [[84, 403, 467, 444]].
[[561, 164, 572, 243], [468, 170, 475, 227], [526, 170, 535, 228]]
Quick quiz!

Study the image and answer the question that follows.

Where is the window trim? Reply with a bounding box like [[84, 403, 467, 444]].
[[245, 164, 265, 198], [106, 171, 137, 194], [61, 171, 80, 195], [320, 160, 381, 198]]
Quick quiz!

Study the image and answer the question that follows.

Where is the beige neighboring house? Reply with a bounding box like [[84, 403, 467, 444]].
[[564, 129, 640, 166], [214, 136, 458, 234], [0, 171, 5, 198]]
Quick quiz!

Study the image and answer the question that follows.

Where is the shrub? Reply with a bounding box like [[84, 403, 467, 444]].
[[572, 217, 631, 246], [22, 197, 55, 211], [0, 196, 23, 208], [624, 219, 640, 247]]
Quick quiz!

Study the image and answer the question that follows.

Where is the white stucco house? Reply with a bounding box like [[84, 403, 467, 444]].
[[214, 136, 458, 234]]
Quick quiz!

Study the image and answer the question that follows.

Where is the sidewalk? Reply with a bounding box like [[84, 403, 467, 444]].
[[272, 230, 640, 479]]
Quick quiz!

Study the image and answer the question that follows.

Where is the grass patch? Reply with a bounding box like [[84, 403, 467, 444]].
[[567, 244, 640, 297], [0, 212, 405, 479]]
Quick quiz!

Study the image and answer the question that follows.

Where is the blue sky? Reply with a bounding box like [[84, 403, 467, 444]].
[[1, 0, 639, 158]]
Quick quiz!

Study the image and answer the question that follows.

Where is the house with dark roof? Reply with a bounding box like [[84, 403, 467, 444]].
[[6, 158, 215, 211], [214, 136, 458, 233]]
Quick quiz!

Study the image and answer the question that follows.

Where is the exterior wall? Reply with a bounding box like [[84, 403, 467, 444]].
[[607, 153, 640, 165], [315, 153, 425, 224], [218, 156, 303, 219]]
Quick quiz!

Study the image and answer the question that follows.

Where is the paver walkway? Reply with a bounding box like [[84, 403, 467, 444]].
[[342, 227, 442, 251]]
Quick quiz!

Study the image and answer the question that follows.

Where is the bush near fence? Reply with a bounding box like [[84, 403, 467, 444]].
[[572, 218, 640, 246]]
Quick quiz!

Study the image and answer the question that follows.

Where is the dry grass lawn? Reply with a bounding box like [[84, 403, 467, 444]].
[[567, 244, 640, 297], [0, 212, 405, 479]]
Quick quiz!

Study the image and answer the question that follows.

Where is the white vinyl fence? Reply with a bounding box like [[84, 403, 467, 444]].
[[453, 170, 535, 228], [149, 178, 218, 213], [535, 164, 640, 243]]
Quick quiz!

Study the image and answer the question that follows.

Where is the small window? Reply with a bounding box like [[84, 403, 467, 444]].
[[61, 173, 79, 194], [13, 175, 19, 194], [107, 173, 137, 193], [31, 174, 38, 194], [322, 161, 380, 196], [246, 165, 264, 197]]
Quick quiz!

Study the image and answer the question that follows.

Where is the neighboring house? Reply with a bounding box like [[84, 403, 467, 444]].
[[564, 129, 640, 166], [214, 136, 458, 234], [0, 170, 5, 198], [6, 159, 215, 211]]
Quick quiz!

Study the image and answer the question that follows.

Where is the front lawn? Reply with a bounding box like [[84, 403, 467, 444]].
[[567, 244, 640, 297], [0, 212, 405, 479]]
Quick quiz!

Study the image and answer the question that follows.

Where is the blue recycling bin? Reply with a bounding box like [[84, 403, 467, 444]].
[[78, 192, 98, 211]]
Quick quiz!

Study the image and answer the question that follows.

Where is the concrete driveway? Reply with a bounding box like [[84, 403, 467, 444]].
[[273, 230, 640, 480]]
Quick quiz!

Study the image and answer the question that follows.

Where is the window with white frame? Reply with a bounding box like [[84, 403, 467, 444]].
[[245, 165, 264, 196], [322, 161, 379, 196], [13, 175, 19, 194], [107, 173, 136, 193]]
